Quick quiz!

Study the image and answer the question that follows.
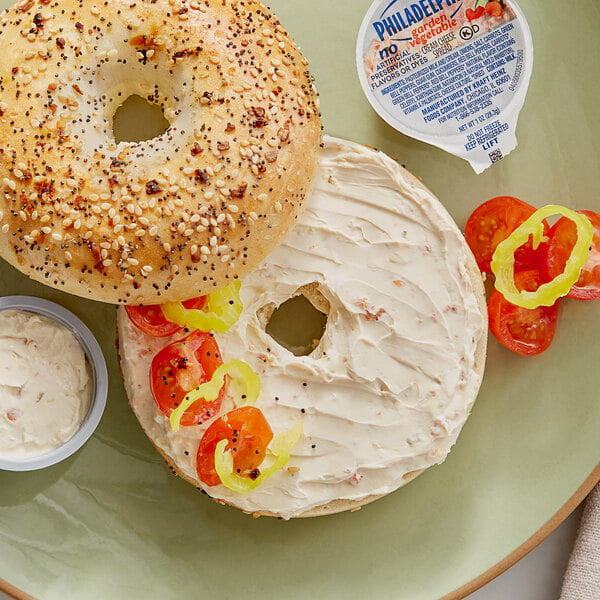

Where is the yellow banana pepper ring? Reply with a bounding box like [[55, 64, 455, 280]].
[[161, 280, 243, 333], [214, 420, 304, 494], [169, 359, 260, 432], [491, 205, 593, 309]]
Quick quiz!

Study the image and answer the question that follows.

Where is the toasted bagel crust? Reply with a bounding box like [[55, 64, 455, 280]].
[[0, 0, 321, 304]]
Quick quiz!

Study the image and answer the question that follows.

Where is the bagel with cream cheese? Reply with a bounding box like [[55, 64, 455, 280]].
[[0, 0, 321, 304], [117, 137, 488, 519]]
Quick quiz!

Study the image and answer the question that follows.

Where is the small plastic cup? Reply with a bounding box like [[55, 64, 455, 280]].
[[0, 296, 108, 471]]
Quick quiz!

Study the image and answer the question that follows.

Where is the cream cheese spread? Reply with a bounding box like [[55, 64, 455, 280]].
[[119, 136, 487, 518], [0, 310, 92, 460]]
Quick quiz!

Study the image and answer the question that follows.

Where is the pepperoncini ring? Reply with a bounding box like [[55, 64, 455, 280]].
[[491, 205, 593, 309], [214, 420, 304, 493], [169, 359, 260, 432], [161, 280, 243, 333]]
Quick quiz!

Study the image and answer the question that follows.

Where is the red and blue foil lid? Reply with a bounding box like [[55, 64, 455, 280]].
[[356, 0, 533, 173]]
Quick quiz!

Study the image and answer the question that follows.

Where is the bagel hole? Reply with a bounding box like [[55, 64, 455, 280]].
[[112, 94, 170, 143], [262, 285, 329, 357]]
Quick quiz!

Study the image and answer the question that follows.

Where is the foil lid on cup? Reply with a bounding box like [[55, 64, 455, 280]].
[[356, 0, 534, 174]]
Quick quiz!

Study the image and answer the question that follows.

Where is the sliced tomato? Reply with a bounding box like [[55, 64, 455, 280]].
[[488, 270, 559, 355], [196, 406, 273, 487], [464, 196, 549, 274], [149, 328, 223, 426], [545, 210, 600, 300], [125, 296, 207, 337]]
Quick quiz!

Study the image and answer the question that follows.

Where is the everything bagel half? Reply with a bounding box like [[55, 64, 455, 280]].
[[0, 0, 321, 304], [117, 137, 487, 519]]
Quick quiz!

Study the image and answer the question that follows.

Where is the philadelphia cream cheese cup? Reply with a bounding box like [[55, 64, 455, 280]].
[[0, 296, 108, 471], [356, 0, 534, 173]]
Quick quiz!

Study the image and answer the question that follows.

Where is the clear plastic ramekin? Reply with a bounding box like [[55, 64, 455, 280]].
[[0, 296, 108, 471]]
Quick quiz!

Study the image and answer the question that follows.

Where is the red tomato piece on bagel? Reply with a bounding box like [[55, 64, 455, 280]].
[[149, 328, 224, 426], [196, 406, 273, 487], [126, 296, 207, 337]]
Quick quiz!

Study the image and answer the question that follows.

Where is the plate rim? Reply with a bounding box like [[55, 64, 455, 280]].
[[441, 461, 600, 600], [1, 462, 598, 600]]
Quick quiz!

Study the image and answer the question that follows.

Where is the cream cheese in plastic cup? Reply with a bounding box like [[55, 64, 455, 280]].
[[356, 0, 534, 173]]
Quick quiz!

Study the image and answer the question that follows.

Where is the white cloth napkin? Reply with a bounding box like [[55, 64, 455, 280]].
[[560, 482, 600, 599]]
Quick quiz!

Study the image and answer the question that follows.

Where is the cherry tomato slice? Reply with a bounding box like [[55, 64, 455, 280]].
[[545, 210, 600, 300], [464, 196, 549, 274], [125, 304, 180, 337], [125, 296, 207, 337], [196, 406, 273, 487], [488, 270, 559, 355], [149, 329, 223, 426]]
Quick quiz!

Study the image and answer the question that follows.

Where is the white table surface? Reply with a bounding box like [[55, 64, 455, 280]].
[[0, 505, 583, 600]]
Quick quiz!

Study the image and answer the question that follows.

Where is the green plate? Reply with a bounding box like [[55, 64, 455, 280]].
[[1, 1, 599, 599]]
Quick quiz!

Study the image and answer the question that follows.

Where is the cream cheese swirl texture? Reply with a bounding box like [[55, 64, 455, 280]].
[[119, 136, 487, 518], [0, 310, 92, 459]]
